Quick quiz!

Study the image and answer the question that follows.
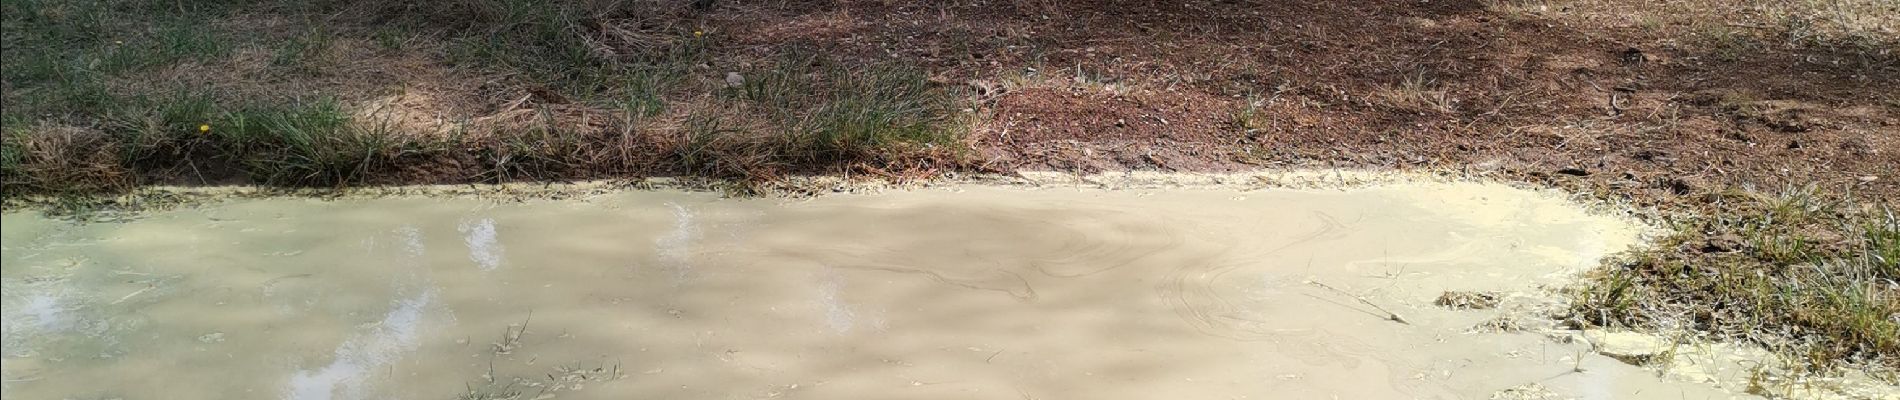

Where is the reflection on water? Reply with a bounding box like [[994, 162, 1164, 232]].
[[287, 288, 434, 400], [0, 182, 1735, 399], [457, 218, 504, 272], [656, 202, 698, 285]]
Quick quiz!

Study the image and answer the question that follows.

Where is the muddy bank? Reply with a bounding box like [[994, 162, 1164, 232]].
[[7, 177, 1881, 399], [0, 169, 1556, 217]]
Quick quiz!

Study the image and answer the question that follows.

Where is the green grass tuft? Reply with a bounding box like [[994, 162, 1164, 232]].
[[730, 56, 959, 164], [1574, 188, 1900, 368], [272, 25, 337, 75], [795, 64, 956, 161], [218, 99, 416, 186]]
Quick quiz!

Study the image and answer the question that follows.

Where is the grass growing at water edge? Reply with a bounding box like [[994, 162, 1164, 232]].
[[1572, 187, 1900, 372], [1, 0, 967, 195]]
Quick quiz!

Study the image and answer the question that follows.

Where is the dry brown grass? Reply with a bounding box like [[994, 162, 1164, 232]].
[[1372, 72, 1460, 115], [3, 124, 132, 193], [1490, 0, 1899, 43]]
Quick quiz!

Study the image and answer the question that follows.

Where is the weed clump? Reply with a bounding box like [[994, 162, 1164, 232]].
[[216, 99, 427, 186], [1573, 188, 1900, 370], [726, 56, 960, 167]]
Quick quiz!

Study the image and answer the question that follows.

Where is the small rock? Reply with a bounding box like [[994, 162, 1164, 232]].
[[724, 72, 744, 88], [1583, 329, 1673, 365], [1620, 47, 1647, 65], [1697, 233, 1744, 253], [967, 79, 1000, 97], [1661, 176, 1700, 195]]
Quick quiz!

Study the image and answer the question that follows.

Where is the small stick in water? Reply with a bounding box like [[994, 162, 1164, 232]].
[[1306, 280, 1410, 325], [111, 285, 155, 305]]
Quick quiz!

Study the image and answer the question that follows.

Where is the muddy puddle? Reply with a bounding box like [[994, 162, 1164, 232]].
[[2, 181, 1791, 399]]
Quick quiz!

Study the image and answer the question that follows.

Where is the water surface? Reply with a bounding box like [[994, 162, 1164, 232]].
[[3, 182, 1741, 399]]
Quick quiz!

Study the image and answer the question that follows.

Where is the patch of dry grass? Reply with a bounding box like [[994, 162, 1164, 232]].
[[1372, 72, 1459, 115], [1, 0, 966, 192], [1490, 0, 1899, 49], [1, 123, 131, 194]]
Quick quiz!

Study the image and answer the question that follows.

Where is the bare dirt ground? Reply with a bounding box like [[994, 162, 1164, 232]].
[[707, 0, 1898, 204]]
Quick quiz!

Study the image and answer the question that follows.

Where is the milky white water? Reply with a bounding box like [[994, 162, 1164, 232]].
[[1, 182, 1764, 399]]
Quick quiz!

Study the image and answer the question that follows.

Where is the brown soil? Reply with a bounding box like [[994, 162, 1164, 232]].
[[50, 0, 1887, 203], [977, 88, 1239, 171], [706, 0, 1897, 203]]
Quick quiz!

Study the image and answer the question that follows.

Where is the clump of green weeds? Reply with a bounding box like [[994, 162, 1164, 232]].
[[1573, 186, 1900, 370], [216, 98, 426, 186], [724, 54, 961, 167]]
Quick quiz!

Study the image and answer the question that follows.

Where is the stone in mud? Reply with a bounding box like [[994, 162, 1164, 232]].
[[1583, 329, 1673, 365]]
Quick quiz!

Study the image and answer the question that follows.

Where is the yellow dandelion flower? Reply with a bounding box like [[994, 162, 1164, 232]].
[[199, 124, 211, 133], [693, 30, 704, 37]]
